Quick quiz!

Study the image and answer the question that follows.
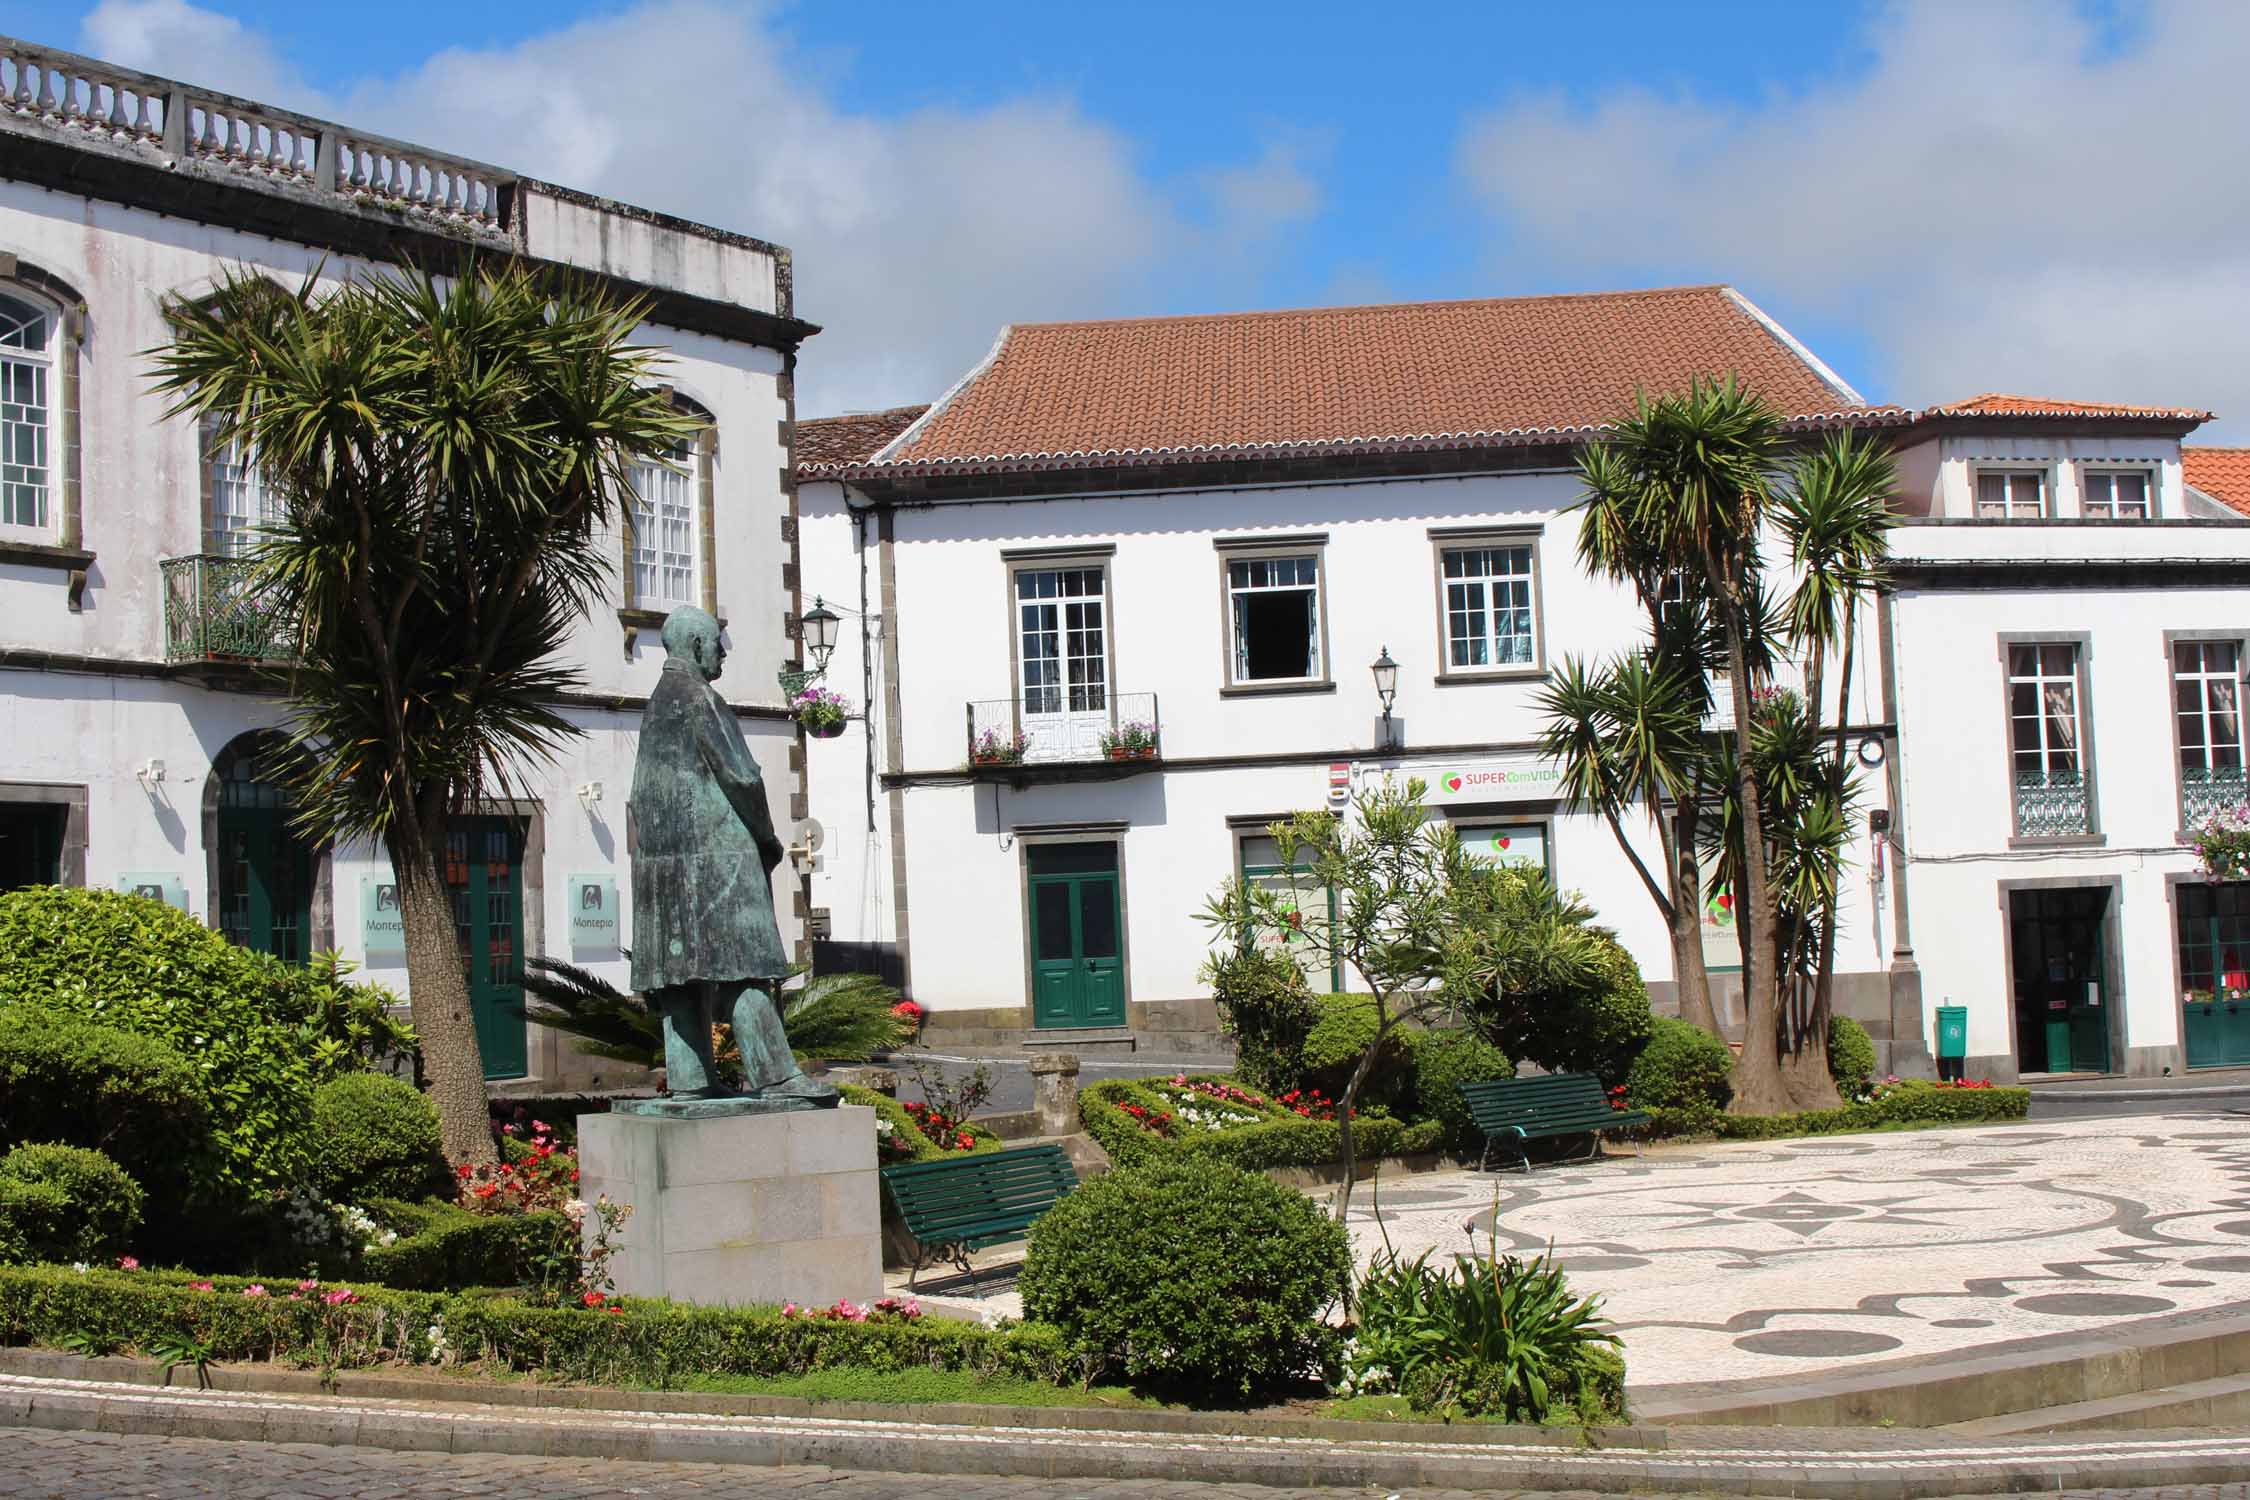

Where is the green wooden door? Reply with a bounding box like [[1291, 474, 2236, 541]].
[[216, 758, 314, 963], [2178, 882, 2250, 1068], [2008, 887, 2112, 1075], [1027, 843, 1125, 1029], [448, 818, 527, 1080]]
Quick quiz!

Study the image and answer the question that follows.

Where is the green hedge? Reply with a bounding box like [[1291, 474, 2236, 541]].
[[1299, 995, 1416, 1114], [1408, 1030, 1514, 1156], [1079, 1078, 1444, 1172], [0, 1264, 1082, 1388], [838, 1085, 1004, 1164], [356, 1199, 572, 1292], [310, 1074, 448, 1204], [1647, 1080, 2029, 1140], [1623, 1016, 1732, 1113], [0, 1013, 208, 1213], [0, 1145, 143, 1265], [1828, 1016, 1878, 1096]]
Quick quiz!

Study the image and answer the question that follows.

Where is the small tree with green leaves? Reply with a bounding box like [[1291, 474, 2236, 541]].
[[1199, 777, 1604, 1222]]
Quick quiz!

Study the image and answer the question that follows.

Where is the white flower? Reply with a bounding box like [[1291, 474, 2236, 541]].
[[69, 1262, 89, 1274], [562, 1198, 589, 1222]]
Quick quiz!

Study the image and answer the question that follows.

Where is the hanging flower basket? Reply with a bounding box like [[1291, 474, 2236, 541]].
[[2191, 804, 2250, 882], [792, 684, 849, 738]]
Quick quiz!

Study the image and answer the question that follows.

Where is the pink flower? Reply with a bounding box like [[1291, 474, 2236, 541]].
[[241, 1284, 268, 1298], [297, 1279, 319, 1293], [114, 1256, 139, 1271], [189, 1281, 214, 1292], [323, 1289, 360, 1306], [781, 1301, 797, 1318]]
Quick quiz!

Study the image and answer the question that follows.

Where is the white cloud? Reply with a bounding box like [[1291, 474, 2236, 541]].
[[1457, 0, 2250, 436], [80, 0, 1321, 417], [83, 0, 314, 109]]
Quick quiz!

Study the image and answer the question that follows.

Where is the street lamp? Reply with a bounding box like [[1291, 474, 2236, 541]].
[[801, 595, 841, 675], [1371, 646, 1400, 749]]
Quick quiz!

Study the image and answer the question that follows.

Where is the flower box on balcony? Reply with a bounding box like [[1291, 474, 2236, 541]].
[[1103, 746, 1158, 762]]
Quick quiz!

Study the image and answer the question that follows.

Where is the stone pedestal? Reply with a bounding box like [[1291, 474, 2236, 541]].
[[1029, 1051, 1081, 1136], [578, 1104, 882, 1308]]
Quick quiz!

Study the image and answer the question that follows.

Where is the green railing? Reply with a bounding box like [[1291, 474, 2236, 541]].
[[160, 554, 295, 664], [2183, 765, 2249, 827], [2013, 767, 2090, 838]]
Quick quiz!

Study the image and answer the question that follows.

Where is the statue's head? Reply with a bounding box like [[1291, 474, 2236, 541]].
[[659, 606, 726, 683]]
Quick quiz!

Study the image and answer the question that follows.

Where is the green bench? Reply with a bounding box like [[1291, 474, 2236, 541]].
[[1460, 1073, 1651, 1173], [880, 1143, 1080, 1289]]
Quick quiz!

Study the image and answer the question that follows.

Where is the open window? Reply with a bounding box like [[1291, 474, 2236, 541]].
[[1220, 544, 1327, 688]]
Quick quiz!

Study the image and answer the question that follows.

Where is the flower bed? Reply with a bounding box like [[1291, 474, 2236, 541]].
[[841, 1084, 1003, 1165], [0, 1263, 1079, 1388], [1645, 1077, 2030, 1140], [1080, 1076, 1444, 1172]]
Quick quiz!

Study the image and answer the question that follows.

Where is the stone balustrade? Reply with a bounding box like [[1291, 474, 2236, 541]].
[[2, 35, 512, 234]]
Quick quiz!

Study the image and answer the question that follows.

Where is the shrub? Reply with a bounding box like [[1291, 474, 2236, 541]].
[[840, 1085, 1004, 1165], [1300, 994, 1417, 1114], [0, 1264, 1081, 1388], [309, 1073, 448, 1204], [1349, 1246, 1625, 1425], [0, 1144, 143, 1265], [356, 1198, 573, 1292], [266, 952, 419, 1076], [1623, 1016, 1732, 1115], [1491, 934, 1654, 1086], [1203, 947, 1317, 1094], [1828, 1016, 1878, 1098], [1409, 1029, 1514, 1157], [1077, 1077, 1443, 1173], [1021, 1158, 1350, 1403], [1653, 1079, 2029, 1140], [0, 887, 325, 1203], [0, 1011, 207, 1201]]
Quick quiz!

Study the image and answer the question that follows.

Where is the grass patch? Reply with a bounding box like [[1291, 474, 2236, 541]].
[[677, 1366, 1162, 1409], [1321, 1393, 1515, 1424]]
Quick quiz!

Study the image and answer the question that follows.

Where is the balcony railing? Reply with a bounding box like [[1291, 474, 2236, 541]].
[[2183, 765, 2249, 827], [161, 554, 296, 665], [966, 692, 1160, 768], [2013, 768, 2090, 839]]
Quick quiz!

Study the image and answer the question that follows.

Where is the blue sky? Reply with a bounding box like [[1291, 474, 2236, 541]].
[[16, 2, 2247, 435]]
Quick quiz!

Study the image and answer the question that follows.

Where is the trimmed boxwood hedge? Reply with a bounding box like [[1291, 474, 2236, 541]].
[[0, 1264, 1082, 1388], [356, 1199, 572, 1292], [0, 1012, 208, 1206], [837, 1085, 1004, 1164], [1646, 1079, 2029, 1140], [1080, 1077, 1445, 1172]]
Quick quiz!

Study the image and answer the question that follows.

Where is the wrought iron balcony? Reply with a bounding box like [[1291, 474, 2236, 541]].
[[161, 554, 296, 666], [2013, 767, 2090, 839], [965, 691, 1160, 774], [2183, 765, 2249, 827]]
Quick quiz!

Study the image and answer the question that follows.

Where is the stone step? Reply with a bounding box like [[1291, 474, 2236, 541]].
[[1943, 1371, 2250, 1436], [1019, 1026, 1137, 1054]]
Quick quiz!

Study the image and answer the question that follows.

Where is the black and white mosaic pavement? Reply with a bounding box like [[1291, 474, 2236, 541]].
[[1354, 1110, 2250, 1384]]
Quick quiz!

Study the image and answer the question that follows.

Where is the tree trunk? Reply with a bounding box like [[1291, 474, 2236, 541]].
[[1329, 1005, 1391, 1229], [1783, 959, 1844, 1111], [1669, 801, 1720, 1036], [395, 835, 499, 1167], [1719, 597, 1790, 1116]]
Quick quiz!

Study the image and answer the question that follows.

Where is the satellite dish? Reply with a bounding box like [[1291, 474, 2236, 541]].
[[795, 816, 825, 853]]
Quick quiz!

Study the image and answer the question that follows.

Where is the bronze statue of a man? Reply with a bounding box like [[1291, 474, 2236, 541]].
[[630, 607, 836, 1108]]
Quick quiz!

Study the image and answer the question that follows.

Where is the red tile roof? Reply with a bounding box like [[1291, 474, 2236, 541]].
[[2184, 447, 2250, 517], [794, 405, 930, 470], [807, 285, 1884, 480], [1923, 393, 2214, 421]]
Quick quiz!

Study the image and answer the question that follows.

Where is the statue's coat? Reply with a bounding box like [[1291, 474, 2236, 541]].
[[629, 655, 788, 991]]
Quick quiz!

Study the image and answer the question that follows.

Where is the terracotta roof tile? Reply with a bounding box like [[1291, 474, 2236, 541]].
[[2184, 446, 2250, 517], [1924, 393, 2214, 421], [814, 285, 1877, 479], [794, 405, 930, 470]]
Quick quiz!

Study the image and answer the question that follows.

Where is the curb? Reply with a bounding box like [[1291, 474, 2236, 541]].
[[4, 1368, 2250, 1497], [2028, 1085, 2250, 1102]]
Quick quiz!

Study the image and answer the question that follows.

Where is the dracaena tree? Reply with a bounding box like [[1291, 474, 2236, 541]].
[[149, 262, 697, 1165]]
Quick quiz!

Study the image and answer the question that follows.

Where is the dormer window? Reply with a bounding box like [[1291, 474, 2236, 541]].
[[2082, 469, 2152, 520], [1975, 469, 2047, 520]]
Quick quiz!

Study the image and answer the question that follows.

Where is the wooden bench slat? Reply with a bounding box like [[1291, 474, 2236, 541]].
[[1457, 1072, 1645, 1172], [880, 1144, 1077, 1287]]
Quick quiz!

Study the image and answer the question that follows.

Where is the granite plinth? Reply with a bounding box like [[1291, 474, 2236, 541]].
[[578, 1105, 881, 1309]]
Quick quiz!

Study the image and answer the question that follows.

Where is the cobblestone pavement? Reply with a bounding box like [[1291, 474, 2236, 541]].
[[6, 1428, 2249, 1500]]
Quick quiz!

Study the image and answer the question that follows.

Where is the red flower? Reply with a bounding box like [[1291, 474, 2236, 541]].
[[582, 1290, 606, 1307]]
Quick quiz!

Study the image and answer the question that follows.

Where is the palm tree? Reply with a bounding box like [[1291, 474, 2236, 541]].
[[1773, 429, 1896, 1106], [150, 263, 697, 1164], [1587, 378, 1792, 1113]]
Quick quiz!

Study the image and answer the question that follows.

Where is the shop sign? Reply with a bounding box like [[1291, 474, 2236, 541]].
[[568, 875, 620, 951], [362, 875, 406, 958], [1423, 757, 1565, 805]]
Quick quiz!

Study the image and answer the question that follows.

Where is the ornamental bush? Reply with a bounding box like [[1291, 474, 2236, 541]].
[[839, 1084, 1003, 1166], [356, 1197, 573, 1292], [1827, 1016, 1878, 1098], [0, 1143, 144, 1265], [309, 1073, 448, 1204], [1409, 1029, 1514, 1156], [0, 1010, 208, 1203], [1021, 1157, 1350, 1403], [1077, 1077, 1442, 1172], [1490, 935, 1655, 1086], [1650, 1078, 2028, 1140], [1299, 994, 1417, 1115], [1203, 947, 1317, 1094], [0, 887, 324, 1204], [1622, 1016, 1733, 1116]]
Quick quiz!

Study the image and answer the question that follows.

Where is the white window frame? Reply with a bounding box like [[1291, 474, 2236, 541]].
[[1433, 531, 1544, 678], [2080, 467, 2154, 521], [202, 415, 282, 557], [1217, 541, 1330, 691], [628, 434, 702, 612], [1975, 468, 2048, 520], [0, 286, 59, 539], [1012, 562, 1110, 717]]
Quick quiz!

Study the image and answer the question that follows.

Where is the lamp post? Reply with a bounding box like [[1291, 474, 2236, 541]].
[[781, 595, 843, 698], [1371, 646, 1400, 750]]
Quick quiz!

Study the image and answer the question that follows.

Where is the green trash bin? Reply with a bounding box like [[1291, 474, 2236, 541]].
[[1935, 1005, 1968, 1082]]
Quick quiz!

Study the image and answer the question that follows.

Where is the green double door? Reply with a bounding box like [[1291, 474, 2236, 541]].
[[1028, 842, 1125, 1029], [2008, 886, 2112, 1075], [448, 817, 528, 1080], [2180, 882, 2250, 1068]]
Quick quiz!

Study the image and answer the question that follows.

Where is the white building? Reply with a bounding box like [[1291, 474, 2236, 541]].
[[0, 38, 819, 1091], [797, 293, 2250, 1082]]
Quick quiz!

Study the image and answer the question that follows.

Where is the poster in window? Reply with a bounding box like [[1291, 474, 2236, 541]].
[[1455, 821, 1547, 871], [1700, 885, 1740, 971]]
